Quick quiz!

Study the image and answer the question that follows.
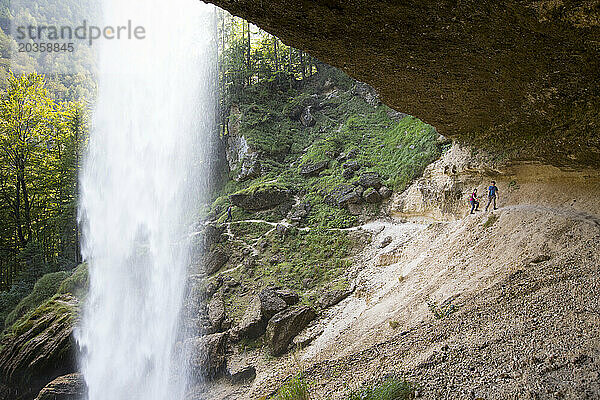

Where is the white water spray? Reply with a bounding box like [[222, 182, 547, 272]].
[[77, 1, 215, 399]]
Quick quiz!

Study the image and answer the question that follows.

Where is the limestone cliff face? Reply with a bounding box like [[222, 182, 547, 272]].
[[204, 0, 600, 168]]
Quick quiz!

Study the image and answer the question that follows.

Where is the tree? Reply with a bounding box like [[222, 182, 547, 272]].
[[0, 72, 82, 289], [0, 73, 56, 247]]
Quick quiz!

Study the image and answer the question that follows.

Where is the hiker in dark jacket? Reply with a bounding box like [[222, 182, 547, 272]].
[[469, 188, 480, 214], [224, 205, 233, 223], [485, 181, 499, 211]]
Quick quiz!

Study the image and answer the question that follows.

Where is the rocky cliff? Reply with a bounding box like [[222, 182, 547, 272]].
[[204, 0, 600, 168]]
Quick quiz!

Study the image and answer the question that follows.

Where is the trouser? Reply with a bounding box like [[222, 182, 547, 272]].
[[486, 195, 496, 210], [470, 200, 479, 213], [225, 213, 232, 222]]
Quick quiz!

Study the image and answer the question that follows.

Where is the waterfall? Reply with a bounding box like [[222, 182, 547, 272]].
[[76, 1, 216, 399]]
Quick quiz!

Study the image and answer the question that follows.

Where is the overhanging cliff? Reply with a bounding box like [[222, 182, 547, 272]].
[[204, 0, 600, 168]]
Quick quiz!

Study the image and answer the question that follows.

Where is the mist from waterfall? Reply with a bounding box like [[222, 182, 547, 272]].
[[76, 0, 216, 399]]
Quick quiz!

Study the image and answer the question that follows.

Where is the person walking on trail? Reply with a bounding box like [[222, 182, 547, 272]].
[[224, 205, 233, 223], [469, 188, 480, 214], [485, 181, 499, 211]]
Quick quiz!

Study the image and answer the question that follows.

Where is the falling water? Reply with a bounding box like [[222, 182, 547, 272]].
[[77, 0, 216, 399]]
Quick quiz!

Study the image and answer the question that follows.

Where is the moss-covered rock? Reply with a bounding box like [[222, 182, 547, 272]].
[[0, 294, 78, 399], [56, 264, 88, 300], [4, 271, 71, 329], [229, 184, 292, 211]]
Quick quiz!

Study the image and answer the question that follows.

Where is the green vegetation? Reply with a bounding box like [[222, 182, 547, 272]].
[[4, 270, 70, 329], [4, 292, 76, 340], [347, 376, 414, 400], [0, 263, 85, 336], [0, 73, 84, 329], [273, 375, 311, 400], [57, 263, 88, 298], [269, 375, 414, 400]]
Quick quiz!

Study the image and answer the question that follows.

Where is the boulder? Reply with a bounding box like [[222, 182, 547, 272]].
[[275, 223, 289, 236], [325, 184, 362, 207], [258, 288, 288, 320], [186, 332, 228, 378], [231, 287, 299, 341], [358, 172, 382, 189], [266, 306, 317, 356], [342, 168, 354, 179], [230, 186, 291, 211], [228, 364, 256, 384], [273, 288, 300, 306], [205, 249, 229, 275], [231, 296, 265, 341], [201, 223, 225, 251], [379, 186, 393, 199], [380, 236, 393, 248], [317, 289, 353, 309], [342, 160, 360, 171], [208, 293, 226, 332], [34, 373, 86, 400], [288, 202, 311, 222], [363, 187, 382, 203], [0, 295, 78, 398], [300, 160, 328, 176]]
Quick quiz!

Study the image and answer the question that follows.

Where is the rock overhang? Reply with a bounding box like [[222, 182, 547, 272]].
[[203, 0, 600, 168]]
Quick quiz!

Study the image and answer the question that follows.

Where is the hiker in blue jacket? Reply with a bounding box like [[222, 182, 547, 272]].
[[485, 181, 499, 211]]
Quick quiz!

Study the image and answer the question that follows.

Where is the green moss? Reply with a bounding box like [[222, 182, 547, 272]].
[[229, 221, 274, 240], [4, 270, 71, 329], [57, 263, 89, 299], [6, 294, 76, 339]]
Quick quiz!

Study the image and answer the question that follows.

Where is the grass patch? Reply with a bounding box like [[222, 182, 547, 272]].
[[346, 376, 414, 400], [229, 221, 274, 240], [273, 375, 310, 400]]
